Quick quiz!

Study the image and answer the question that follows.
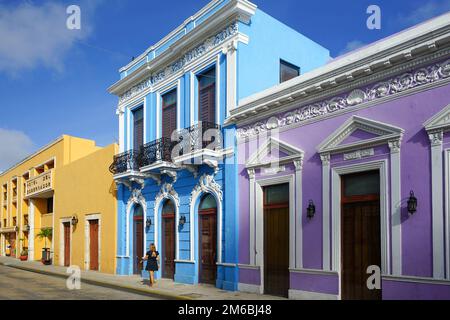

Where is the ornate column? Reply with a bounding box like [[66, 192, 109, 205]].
[[294, 159, 304, 269], [428, 130, 445, 279], [320, 153, 331, 271], [117, 106, 125, 153], [225, 40, 238, 117], [388, 139, 402, 276], [247, 168, 256, 265]]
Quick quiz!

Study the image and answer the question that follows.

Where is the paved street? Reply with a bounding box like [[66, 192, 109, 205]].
[[0, 265, 158, 300]]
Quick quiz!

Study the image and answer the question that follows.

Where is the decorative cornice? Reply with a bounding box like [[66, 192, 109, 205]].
[[116, 22, 238, 105], [237, 58, 450, 139]]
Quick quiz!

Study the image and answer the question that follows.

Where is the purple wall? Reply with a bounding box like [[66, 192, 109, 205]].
[[237, 78, 450, 297], [382, 280, 450, 300]]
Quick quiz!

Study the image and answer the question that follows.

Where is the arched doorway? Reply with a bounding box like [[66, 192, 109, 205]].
[[162, 200, 176, 279], [198, 194, 217, 285], [133, 205, 144, 274]]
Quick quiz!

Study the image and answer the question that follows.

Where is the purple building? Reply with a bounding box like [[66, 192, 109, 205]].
[[229, 13, 450, 299]]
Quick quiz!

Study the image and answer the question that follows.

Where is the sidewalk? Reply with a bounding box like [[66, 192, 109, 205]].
[[0, 256, 285, 300]]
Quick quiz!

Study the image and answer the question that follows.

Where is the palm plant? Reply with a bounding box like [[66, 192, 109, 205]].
[[36, 227, 52, 249]]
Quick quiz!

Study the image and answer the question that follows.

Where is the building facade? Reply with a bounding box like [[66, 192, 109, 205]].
[[0, 135, 118, 274], [108, 0, 330, 291], [231, 13, 450, 299]]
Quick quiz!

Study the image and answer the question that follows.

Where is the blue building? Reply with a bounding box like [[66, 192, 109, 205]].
[[108, 0, 330, 291]]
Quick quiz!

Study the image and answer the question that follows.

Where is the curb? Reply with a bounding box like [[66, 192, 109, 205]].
[[0, 261, 192, 300]]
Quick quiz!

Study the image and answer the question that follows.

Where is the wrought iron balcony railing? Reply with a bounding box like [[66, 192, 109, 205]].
[[175, 122, 222, 158], [140, 137, 177, 168], [109, 150, 141, 175], [110, 122, 223, 174]]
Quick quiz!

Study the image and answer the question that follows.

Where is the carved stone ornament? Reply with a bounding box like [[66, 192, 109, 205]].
[[237, 59, 450, 139], [129, 188, 145, 205], [189, 173, 223, 206], [428, 130, 444, 146], [155, 183, 180, 207]]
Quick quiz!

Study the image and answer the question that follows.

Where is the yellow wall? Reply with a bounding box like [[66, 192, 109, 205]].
[[0, 135, 108, 262], [53, 143, 118, 274]]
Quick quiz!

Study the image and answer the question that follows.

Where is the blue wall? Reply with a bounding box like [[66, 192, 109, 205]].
[[237, 9, 330, 100]]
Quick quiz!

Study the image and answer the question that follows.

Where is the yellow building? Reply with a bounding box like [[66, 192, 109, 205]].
[[0, 135, 118, 274]]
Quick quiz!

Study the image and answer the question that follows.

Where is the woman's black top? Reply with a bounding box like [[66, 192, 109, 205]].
[[145, 250, 159, 271]]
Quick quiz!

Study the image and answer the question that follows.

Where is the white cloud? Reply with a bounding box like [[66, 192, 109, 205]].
[[397, 0, 450, 26], [0, 128, 34, 172], [0, 1, 95, 75], [339, 40, 367, 56]]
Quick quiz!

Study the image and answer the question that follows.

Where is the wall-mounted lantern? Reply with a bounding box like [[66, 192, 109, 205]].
[[71, 215, 79, 226], [179, 215, 186, 226], [307, 200, 316, 219], [407, 190, 417, 214], [146, 218, 152, 228], [25, 225, 30, 232]]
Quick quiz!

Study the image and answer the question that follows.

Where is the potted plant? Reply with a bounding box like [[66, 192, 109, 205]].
[[36, 227, 53, 265], [19, 248, 28, 261]]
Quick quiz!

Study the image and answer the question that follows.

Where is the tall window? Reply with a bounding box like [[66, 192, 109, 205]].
[[162, 89, 177, 139], [198, 68, 216, 124], [280, 60, 300, 83], [47, 197, 53, 214], [133, 107, 144, 150]]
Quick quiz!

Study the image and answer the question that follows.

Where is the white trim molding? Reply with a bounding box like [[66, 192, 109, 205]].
[[255, 175, 295, 295], [330, 160, 391, 299], [446, 149, 450, 280], [424, 103, 450, 279], [189, 173, 223, 263], [154, 183, 180, 260], [245, 137, 305, 271], [319, 116, 404, 275], [84, 214, 102, 271], [125, 189, 147, 257]]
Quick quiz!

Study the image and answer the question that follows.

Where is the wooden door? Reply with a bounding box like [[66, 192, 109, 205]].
[[133, 217, 144, 274], [162, 214, 175, 279], [341, 171, 381, 300], [199, 210, 217, 285], [89, 220, 99, 271], [63, 222, 71, 267], [263, 184, 290, 297]]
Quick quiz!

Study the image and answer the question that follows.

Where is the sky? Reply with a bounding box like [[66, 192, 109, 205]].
[[0, 0, 449, 171]]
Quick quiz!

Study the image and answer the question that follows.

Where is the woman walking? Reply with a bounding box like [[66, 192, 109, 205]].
[[142, 243, 159, 286]]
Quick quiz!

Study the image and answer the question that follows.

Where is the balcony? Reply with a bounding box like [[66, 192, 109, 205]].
[[110, 122, 231, 181], [140, 137, 176, 168], [174, 122, 223, 163], [25, 170, 53, 198], [109, 150, 141, 175]]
